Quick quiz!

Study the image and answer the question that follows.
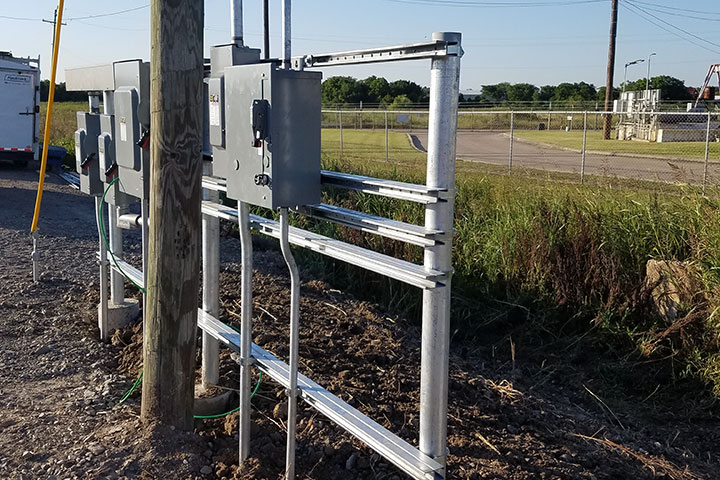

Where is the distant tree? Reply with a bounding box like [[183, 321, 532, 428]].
[[322, 76, 364, 106], [479, 82, 510, 104], [623, 75, 693, 101], [39, 81, 87, 102], [389, 94, 413, 109], [533, 85, 556, 103], [506, 83, 538, 103], [388, 79, 426, 103], [596, 86, 619, 102], [360, 76, 390, 104], [553, 82, 597, 103]]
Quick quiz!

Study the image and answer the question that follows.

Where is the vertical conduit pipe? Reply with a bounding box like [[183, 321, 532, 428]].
[[263, 0, 270, 60], [231, 0, 243, 45], [238, 201, 253, 461], [281, 0, 291, 69], [420, 32, 461, 475], [109, 206, 125, 304], [279, 207, 300, 480], [96, 197, 109, 341]]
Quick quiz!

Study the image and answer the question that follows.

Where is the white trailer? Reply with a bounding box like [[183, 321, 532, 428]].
[[0, 51, 40, 166]]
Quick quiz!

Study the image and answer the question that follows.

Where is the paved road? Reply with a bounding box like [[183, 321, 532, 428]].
[[412, 131, 717, 184]]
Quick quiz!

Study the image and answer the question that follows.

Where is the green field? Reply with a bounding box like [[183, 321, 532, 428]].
[[515, 129, 720, 161]]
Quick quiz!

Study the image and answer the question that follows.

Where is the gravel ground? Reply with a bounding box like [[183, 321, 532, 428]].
[[1, 166, 719, 480]]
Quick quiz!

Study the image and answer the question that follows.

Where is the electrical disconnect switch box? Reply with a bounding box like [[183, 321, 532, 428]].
[[223, 63, 322, 209], [75, 112, 103, 196]]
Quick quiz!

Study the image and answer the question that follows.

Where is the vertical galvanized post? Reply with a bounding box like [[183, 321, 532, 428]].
[[581, 111, 588, 184], [238, 202, 253, 461], [703, 112, 711, 194], [109, 206, 125, 304], [508, 111, 514, 174], [548, 101, 552, 130], [420, 31, 461, 473], [385, 110, 389, 162], [95, 197, 109, 341], [201, 163, 220, 387]]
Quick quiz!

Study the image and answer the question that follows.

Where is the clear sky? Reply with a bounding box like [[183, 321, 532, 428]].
[[2, 1, 719, 91]]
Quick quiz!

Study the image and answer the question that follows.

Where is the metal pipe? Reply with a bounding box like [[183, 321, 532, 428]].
[[31, 232, 39, 282], [103, 91, 114, 115], [279, 207, 300, 480], [109, 206, 125, 304], [263, 0, 270, 60], [95, 197, 109, 341], [508, 111, 514, 174], [282, 0, 291, 69], [238, 201, 253, 461], [581, 112, 588, 184], [703, 112, 711, 194], [117, 213, 144, 229], [420, 31, 461, 474], [231, 0, 243, 46], [202, 162, 220, 388], [339, 110, 344, 156]]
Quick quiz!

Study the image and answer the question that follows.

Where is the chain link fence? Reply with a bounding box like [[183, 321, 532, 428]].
[[322, 109, 720, 189]]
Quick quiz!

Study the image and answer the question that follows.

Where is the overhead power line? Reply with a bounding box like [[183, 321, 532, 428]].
[[621, 2, 720, 55], [383, 0, 606, 7], [625, 0, 720, 16], [623, 1, 720, 50], [625, 0, 720, 21], [65, 5, 149, 21]]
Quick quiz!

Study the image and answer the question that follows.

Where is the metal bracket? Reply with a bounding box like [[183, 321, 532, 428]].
[[294, 39, 461, 68]]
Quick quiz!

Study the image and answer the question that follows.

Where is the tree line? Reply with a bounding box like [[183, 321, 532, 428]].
[[473, 76, 694, 105], [321, 75, 695, 108]]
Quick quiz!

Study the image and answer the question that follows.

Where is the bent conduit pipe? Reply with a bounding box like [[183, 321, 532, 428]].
[[238, 201, 253, 462], [279, 207, 300, 480]]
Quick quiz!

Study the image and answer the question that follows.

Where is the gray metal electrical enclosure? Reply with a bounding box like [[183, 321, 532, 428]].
[[224, 63, 322, 209], [75, 112, 103, 196], [114, 87, 148, 199]]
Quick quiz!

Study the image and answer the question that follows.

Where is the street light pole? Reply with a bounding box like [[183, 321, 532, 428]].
[[646, 52, 656, 91], [622, 59, 644, 112]]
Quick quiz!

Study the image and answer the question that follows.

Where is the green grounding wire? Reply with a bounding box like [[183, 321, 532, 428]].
[[101, 181, 261, 418], [98, 177, 147, 294], [117, 370, 263, 419]]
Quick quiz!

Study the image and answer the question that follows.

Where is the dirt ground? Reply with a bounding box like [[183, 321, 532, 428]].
[[1, 166, 719, 480]]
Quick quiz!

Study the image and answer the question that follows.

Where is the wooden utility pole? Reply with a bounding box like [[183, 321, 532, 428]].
[[141, 0, 204, 429], [603, 0, 619, 140]]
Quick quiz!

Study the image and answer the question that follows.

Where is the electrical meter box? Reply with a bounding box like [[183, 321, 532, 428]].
[[113, 60, 150, 200], [222, 63, 322, 209], [98, 114, 131, 206], [114, 86, 149, 199], [75, 112, 103, 196], [208, 44, 261, 179]]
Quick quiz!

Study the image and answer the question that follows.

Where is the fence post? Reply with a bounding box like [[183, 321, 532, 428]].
[[581, 111, 588, 184], [420, 31, 461, 474], [548, 102, 552, 130], [703, 112, 711, 193], [339, 110, 344, 157], [509, 111, 514, 173], [385, 110, 389, 162]]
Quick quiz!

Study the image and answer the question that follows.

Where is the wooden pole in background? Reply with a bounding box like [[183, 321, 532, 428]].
[[141, 0, 204, 429], [603, 0, 618, 140]]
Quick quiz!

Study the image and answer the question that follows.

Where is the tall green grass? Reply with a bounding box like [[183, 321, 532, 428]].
[[312, 132, 720, 398]]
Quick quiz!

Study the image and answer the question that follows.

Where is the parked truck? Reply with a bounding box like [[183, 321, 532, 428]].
[[0, 51, 40, 168]]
